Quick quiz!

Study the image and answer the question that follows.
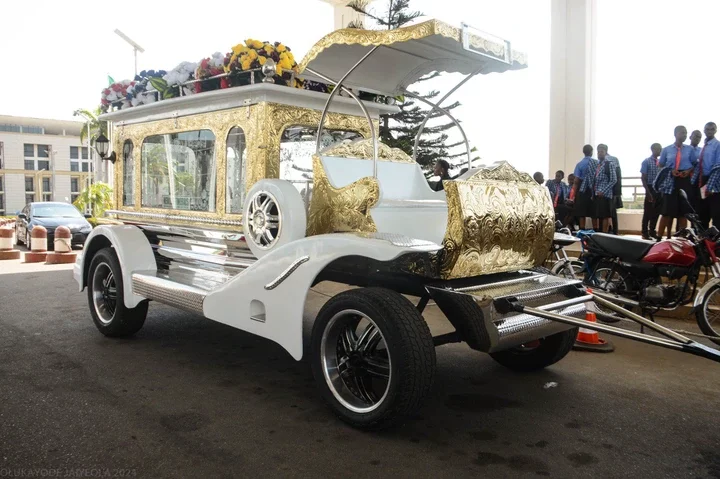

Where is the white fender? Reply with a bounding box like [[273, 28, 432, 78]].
[[693, 277, 720, 310], [73, 225, 156, 308], [203, 233, 441, 360]]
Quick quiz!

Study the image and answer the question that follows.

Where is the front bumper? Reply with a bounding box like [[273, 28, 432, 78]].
[[427, 271, 589, 353]]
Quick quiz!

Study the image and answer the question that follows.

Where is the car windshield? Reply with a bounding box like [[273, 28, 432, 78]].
[[32, 204, 83, 218]]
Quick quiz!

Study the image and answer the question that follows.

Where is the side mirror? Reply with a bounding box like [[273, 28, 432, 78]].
[[83, 214, 92, 219], [679, 189, 696, 215], [18, 213, 27, 221]]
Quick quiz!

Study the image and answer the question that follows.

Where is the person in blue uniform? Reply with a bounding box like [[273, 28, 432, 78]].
[[640, 143, 662, 239], [690, 122, 720, 229], [656, 125, 698, 238], [590, 144, 617, 233], [570, 144, 594, 230], [546, 170, 570, 223]]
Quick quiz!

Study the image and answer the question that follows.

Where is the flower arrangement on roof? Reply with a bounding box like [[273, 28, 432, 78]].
[[99, 38, 388, 113], [223, 39, 300, 87], [195, 52, 228, 93]]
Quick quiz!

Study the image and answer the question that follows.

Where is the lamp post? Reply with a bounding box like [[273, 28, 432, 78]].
[[114, 29, 144, 77]]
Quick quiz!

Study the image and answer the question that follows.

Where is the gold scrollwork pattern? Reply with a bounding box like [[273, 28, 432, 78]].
[[306, 155, 379, 236], [297, 19, 528, 75], [259, 103, 376, 188], [440, 162, 554, 280], [111, 105, 259, 223], [320, 139, 414, 163]]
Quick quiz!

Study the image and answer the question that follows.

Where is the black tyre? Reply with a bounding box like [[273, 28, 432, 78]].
[[489, 327, 578, 372], [551, 259, 585, 280], [583, 259, 634, 323], [695, 284, 720, 346], [310, 287, 436, 430], [87, 247, 148, 337]]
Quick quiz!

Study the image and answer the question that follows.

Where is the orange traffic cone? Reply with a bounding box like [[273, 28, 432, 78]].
[[573, 293, 615, 352]]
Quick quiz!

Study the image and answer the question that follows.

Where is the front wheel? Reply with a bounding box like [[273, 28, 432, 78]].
[[87, 247, 148, 337], [310, 287, 436, 430], [695, 284, 720, 346], [489, 327, 579, 372]]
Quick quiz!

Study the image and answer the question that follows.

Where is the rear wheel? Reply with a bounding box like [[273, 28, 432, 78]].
[[490, 327, 579, 372], [87, 247, 148, 337], [583, 259, 635, 323], [310, 287, 436, 430], [696, 284, 720, 346]]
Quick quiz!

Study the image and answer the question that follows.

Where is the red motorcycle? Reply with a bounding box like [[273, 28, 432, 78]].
[[582, 191, 720, 345]]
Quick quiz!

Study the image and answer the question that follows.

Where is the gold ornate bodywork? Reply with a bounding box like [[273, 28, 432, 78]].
[[439, 163, 555, 279], [110, 101, 373, 229], [297, 19, 528, 74], [306, 154, 379, 236]]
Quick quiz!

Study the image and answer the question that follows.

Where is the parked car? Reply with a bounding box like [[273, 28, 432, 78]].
[[16, 202, 92, 249]]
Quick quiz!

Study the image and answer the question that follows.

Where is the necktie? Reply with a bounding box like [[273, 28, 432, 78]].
[[553, 184, 560, 207], [675, 147, 682, 170], [699, 142, 707, 187]]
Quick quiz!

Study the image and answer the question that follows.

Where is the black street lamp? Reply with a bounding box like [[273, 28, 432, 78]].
[[94, 134, 116, 163]]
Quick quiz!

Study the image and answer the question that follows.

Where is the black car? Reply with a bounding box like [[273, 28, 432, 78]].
[[15, 202, 93, 249]]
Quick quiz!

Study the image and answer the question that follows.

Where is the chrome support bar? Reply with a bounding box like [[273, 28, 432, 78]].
[[405, 67, 482, 171], [592, 293, 693, 344], [311, 45, 380, 177], [403, 91, 472, 170]]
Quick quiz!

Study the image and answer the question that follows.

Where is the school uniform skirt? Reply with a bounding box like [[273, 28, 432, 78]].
[[573, 189, 593, 218], [660, 174, 692, 218]]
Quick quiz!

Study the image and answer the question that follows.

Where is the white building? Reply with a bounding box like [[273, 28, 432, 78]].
[[0, 115, 95, 216]]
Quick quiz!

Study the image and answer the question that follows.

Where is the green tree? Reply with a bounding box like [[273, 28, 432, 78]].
[[73, 182, 113, 218], [73, 107, 108, 145], [346, 0, 473, 174]]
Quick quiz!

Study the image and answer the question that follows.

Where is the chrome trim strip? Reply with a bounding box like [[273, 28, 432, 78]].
[[155, 245, 256, 271], [264, 255, 310, 290], [132, 272, 207, 315], [106, 209, 244, 227]]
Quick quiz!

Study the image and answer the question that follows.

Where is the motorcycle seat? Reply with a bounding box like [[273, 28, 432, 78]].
[[587, 233, 655, 261]]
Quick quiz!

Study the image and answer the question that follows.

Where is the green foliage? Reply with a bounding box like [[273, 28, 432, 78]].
[[72, 182, 113, 218], [345, 0, 472, 173], [73, 107, 108, 145]]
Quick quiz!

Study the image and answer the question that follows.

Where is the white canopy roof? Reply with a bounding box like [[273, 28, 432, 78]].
[[297, 19, 527, 96]]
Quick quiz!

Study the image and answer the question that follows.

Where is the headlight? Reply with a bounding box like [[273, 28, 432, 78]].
[[80, 225, 92, 233]]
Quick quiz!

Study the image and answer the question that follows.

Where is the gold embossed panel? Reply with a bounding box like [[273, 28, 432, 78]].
[[440, 162, 554, 280], [306, 155, 379, 236]]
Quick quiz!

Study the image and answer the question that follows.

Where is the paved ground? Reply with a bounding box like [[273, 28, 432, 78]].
[[1, 257, 720, 478]]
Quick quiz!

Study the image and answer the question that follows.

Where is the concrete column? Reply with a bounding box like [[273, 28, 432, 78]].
[[548, 0, 597, 177], [319, 0, 365, 29]]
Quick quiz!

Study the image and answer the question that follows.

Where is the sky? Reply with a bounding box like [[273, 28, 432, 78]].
[[1, 0, 718, 177]]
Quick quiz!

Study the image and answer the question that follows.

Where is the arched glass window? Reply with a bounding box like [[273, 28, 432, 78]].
[[122, 140, 134, 206], [141, 130, 217, 211], [226, 127, 246, 214], [279, 126, 362, 206]]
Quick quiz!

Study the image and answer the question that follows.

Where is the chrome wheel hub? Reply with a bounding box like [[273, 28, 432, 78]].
[[246, 191, 281, 249], [92, 262, 117, 325], [321, 310, 391, 413]]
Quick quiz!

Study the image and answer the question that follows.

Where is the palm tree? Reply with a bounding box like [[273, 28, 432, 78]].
[[73, 182, 113, 218], [73, 107, 108, 145]]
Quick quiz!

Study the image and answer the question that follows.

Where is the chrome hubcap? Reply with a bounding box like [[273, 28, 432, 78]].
[[92, 262, 117, 324], [246, 191, 281, 249], [321, 310, 391, 413]]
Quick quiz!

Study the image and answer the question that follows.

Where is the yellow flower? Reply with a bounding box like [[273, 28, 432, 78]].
[[241, 58, 252, 70], [276, 43, 287, 53], [264, 44, 274, 54], [276, 65, 283, 76], [258, 56, 267, 66], [278, 57, 293, 70], [245, 38, 264, 50], [247, 49, 258, 61], [286, 51, 295, 64], [231, 43, 249, 55]]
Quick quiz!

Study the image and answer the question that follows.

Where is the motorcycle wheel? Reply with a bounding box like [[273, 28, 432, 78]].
[[583, 259, 635, 323], [695, 284, 720, 346]]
